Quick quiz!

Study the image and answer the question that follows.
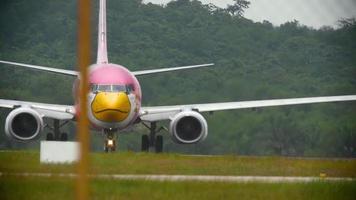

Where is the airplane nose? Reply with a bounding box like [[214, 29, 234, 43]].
[[91, 92, 131, 122]]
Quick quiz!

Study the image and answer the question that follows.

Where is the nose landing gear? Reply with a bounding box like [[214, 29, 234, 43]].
[[104, 129, 117, 152]]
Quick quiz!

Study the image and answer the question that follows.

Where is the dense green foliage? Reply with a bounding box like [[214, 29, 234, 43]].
[[0, 0, 355, 156]]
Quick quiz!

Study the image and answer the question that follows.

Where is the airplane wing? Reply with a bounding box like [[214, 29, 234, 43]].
[[132, 63, 214, 76], [1, 60, 214, 77], [0, 99, 75, 120], [140, 95, 356, 122], [0, 60, 78, 76]]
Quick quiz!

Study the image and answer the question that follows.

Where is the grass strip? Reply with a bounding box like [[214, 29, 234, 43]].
[[0, 151, 355, 177], [0, 176, 355, 200]]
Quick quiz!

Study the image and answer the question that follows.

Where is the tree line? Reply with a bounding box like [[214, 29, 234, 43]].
[[0, 0, 355, 157]]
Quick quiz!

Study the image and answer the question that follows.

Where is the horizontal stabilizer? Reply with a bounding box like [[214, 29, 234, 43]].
[[0, 60, 78, 76], [132, 63, 215, 76]]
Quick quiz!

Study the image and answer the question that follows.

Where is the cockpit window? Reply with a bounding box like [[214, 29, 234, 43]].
[[126, 84, 135, 93], [90, 84, 134, 93]]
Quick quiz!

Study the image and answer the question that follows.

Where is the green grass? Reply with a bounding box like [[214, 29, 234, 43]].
[[0, 151, 355, 177], [1, 151, 356, 200], [0, 176, 355, 200]]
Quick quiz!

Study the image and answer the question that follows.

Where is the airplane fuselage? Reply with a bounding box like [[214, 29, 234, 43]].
[[75, 63, 142, 131]]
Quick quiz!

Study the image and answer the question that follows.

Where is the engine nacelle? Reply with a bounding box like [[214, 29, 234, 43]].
[[169, 111, 208, 144], [5, 108, 43, 141]]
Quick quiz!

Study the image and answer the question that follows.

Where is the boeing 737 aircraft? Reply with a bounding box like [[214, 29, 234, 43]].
[[1, 0, 356, 152]]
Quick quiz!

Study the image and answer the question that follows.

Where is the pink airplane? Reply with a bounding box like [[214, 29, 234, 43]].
[[1, 0, 356, 152]]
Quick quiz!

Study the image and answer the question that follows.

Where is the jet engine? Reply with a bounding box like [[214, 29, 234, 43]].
[[169, 111, 208, 144], [5, 108, 43, 141]]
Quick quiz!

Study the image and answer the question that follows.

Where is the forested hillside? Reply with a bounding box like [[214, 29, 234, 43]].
[[0, 0, 355, 157]]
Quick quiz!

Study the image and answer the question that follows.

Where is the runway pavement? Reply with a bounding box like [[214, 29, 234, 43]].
[[0, 172, 354, 183]]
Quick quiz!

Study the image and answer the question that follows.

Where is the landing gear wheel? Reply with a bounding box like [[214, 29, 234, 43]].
[[141, 122, 167, 153], [104, 139, 116, 153], [110, 140, 116, 152], [155, 135, 163, 153], [103, 129, 118, 153], [141, 135, 149, 152], [46, 133, 54, 141], [60, 133, 68, 141], [105, 146, 116, 152]]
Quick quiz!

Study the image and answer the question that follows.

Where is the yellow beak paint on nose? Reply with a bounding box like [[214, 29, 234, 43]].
[[91, 92, 131, 122]]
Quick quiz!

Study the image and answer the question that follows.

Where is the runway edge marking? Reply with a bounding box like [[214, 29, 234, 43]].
[[0, 172, 355, 183]]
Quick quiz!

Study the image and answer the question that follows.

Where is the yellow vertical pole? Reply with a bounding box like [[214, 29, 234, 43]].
[[76, 0, 90, 200]]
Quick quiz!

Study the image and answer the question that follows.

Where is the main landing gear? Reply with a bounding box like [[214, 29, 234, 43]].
[[141, 122, 166, 153], [104, 129, 117, 152], [46, 119, 69, 141]]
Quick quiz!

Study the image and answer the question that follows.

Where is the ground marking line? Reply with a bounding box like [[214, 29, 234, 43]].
[[0, 172, 354, 183]]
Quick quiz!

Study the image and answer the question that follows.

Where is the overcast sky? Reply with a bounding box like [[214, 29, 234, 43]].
[[143, 0, 356, 28]]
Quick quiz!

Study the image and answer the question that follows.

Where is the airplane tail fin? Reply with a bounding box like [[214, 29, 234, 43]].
[[97, 0, 109, 64]]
